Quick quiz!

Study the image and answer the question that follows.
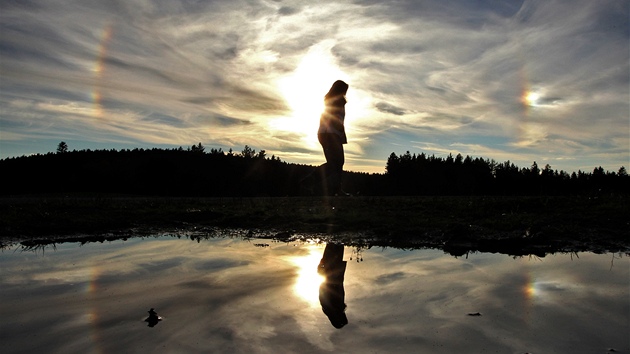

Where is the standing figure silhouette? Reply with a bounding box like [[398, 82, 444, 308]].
[[317, 80, 349, 196]]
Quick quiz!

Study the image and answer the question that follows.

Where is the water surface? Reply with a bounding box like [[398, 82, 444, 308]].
[[1, 236, 628, 353]]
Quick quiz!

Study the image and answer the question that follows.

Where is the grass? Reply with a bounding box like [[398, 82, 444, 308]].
[[1, 194, 628, 255]]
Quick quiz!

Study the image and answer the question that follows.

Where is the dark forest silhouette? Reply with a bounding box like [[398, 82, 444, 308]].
[[1, 142, 627, 197]]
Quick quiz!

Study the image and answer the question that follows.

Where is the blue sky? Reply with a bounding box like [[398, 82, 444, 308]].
[[1, 0, 628, 173]]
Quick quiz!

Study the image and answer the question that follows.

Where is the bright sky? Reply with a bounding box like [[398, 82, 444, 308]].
[[1, 0, 628, 174]]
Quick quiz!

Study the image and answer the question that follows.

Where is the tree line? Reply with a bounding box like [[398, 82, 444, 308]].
[[0, 142, 627, 196], [385, 151, 628, 195]]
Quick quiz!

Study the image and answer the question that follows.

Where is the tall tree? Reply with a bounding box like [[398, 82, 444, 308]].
[[191, 142, 205, 153], [56, 141, 68, 154]]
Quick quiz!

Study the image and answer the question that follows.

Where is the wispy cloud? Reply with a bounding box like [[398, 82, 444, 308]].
[[0, 0, 627, 173]]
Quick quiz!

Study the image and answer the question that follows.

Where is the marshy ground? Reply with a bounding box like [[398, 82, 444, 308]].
[[1, 194, 628, 256]]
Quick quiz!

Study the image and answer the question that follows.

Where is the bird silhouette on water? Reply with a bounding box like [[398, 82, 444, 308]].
[[145, 308, 162, 327]]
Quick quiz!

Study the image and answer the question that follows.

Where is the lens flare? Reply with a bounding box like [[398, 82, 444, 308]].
[[524, 91, 540, 106], [516, 61, 543, 148], [86, 265, 104, 354], [93, 24, 113, 119]]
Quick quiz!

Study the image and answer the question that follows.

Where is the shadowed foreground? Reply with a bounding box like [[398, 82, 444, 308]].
[[1, 195, 628, 256]]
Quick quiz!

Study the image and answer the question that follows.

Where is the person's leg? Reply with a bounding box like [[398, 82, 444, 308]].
[[319, 134, 336, 194], [318, 134, 330, 195], [319, 133, 344, 194], [328, 142, 344, 194]]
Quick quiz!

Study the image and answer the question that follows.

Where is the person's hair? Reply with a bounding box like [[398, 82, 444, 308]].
[[325, 80, 349, 100]]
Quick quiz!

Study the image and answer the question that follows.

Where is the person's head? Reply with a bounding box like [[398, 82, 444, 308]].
[[325, 80, 349, 100], [330, 312, 348, 329]]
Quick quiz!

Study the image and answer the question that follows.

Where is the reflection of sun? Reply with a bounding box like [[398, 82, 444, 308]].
[[290, 245, 326, 308], [271, 42, 349, 148]]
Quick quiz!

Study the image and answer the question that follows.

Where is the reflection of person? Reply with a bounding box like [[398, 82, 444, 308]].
[[318, 243, 348, 328], [318, 80, 349, 196]]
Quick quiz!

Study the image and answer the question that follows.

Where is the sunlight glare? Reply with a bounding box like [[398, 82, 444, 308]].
[[290, 246, 326, 308], [273, 43, 350, 148]]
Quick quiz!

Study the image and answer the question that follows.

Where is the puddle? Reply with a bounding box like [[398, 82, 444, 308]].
[[1, 236, 628, 353]]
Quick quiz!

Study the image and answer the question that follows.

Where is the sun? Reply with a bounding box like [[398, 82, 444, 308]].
[[271, 43, 349, 148]]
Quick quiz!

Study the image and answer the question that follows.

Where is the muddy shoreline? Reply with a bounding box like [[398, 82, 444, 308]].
[[1, 195, 628, 256]]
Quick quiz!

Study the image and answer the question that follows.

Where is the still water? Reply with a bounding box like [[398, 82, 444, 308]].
[[1, 236, 628, 354]]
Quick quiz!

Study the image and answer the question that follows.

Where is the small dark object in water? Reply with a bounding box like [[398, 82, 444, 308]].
[[145, 308, 162, 327], [467, 312, 482, 316]]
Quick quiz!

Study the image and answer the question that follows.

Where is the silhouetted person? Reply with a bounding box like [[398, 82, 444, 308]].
[[318, 80, 349, 196], [318, 243, 348, 328]]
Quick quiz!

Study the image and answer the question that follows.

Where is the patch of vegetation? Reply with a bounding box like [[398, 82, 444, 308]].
[[1, 195, 627, 256]]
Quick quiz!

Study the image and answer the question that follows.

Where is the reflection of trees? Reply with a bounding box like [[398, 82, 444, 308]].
[[349, 247, 364, 262], [318, 243, 348, 329]]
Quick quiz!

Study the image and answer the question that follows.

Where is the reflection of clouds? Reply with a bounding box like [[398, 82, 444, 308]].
[[192, 258, 248, 271], [1, 239, 628, 353], [374, 271, 407, 285], [345, 250, 629, 352]]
